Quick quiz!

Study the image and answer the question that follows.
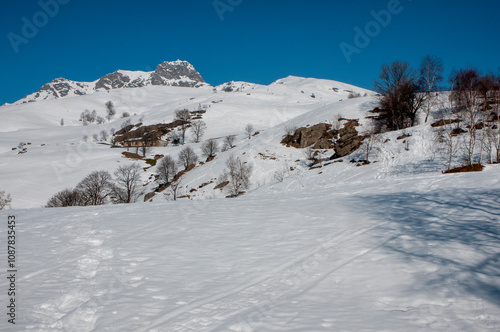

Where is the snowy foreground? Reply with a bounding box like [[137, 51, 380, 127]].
[[1, 168, 500, 331]]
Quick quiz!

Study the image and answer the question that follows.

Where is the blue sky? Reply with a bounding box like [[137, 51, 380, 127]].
[[1, 0, 499, 104]]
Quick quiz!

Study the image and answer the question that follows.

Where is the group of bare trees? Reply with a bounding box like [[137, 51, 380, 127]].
[[219, 155, 253, 196], [79, 101, 116, 126], [374, 56, 500, 169], [435, 68, 500, 169], [374, 56, 445, 131], [46, 164, 144, 207]]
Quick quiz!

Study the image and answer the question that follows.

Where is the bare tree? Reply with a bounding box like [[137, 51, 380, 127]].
[[0, 191, 12, 210], [46, 188, 83, 208], [220, 155, 253, 196], [122, 111, 130, 118], [121, 119, 132, 128], [168, 130, 182, 145], [100, 129, 109, 141], [419, 55, 444, 123], [201, 138, 219, 159], [157, 155, 177, 184], [60, 118, 64, 126], [190, 120, 207, 143], [178, 146, 198, 170], [285, 125, 297, 136], [451, 68, 482, 166], [363, 132, 378, 162], [245, 124, 255, 139], [83, 135, 89, 142], [76, 170, 114, 206], [106, 101, 116, 121], [374, 61, 424, 131], [223, 135, 236, 150], [92, 133, 99, 141], [329, 114, 343, 131], [112, 163, 143, 203], [175, 109, 192, 145], [486, 126, 500, 164], [434, 98, 461, 170], [304, 146, 315, 161], [167, 178, 182, 201]]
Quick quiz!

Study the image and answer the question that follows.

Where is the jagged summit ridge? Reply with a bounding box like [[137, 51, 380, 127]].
[[18, 60, 206, 104]]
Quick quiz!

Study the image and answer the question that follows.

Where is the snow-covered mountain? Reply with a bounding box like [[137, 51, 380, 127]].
[[15, 60, 207, 104], [1, 70, 499, 331]]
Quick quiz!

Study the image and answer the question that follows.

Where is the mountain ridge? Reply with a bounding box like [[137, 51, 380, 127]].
[[14, 60, 207, 104]]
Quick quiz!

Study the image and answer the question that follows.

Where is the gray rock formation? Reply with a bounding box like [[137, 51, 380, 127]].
[[17, 60, 206, 104]]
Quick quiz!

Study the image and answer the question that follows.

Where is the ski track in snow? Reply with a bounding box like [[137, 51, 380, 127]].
[[141, 223, 389, 331]]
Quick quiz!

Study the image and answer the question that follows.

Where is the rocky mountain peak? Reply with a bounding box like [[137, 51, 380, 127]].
[[17, 60, 207, 104]]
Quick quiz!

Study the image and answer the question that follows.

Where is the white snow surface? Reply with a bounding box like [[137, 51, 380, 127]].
[[1, 168, 499, 331], [0, 76, 499, 330]]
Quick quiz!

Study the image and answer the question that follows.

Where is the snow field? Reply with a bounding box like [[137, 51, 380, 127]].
[[1, 169, 499, 331]]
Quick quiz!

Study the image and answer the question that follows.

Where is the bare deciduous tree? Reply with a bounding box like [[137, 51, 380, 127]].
[[245, 124, 255, 139], [0, 191, 12, 210], [190, 120, 207, 143], [304, 146, 315, 161], [100, 129, 109, 141], [329, 114, 343, 131], [178, 146, 198, 170], [437, 123, 460, 171], [46, 188, 83, 208], [60, 118, 64, 126], [167, 178, 182, 201], [285, 125, 297, 136], [451, 68, 482, 166], [374, 61, 425, 131], [76, 170, 114, 206], [157, 155, 177, 184], [363, 132, 378, 162], [112, 163, 143, 204], [175, 109, 192, 145], [419, 55, 444, 123], [220, 155, 253, 196], [106, 101, 116, 121], [223, 135, 236, 150], [201, 138, 219, 159]]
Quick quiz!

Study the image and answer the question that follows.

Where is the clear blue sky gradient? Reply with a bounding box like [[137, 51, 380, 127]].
[[1, 0, 499, 104]]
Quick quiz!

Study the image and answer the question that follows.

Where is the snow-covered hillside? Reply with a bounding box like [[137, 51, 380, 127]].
[[1, 73, 500, 331], [0, 76, 373, 209]]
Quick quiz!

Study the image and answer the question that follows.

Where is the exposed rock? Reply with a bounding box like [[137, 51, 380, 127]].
[[281, 123, 336, 149], [331, 120, 365, 159], [114, 120, 189, 147], [431, 119, 460, 127], [38, 78, 90, 99], [149, 60, 204, 87], [144, 192, 155, 202], [214, 181, 229, 190]]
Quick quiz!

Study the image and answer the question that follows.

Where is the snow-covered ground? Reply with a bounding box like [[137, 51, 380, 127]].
[[1, 166, 499, 331], [1, 76, 499, 330]]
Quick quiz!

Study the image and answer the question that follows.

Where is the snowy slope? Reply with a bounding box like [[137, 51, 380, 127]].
[[1, 74, 500, 331], [1, 166, 499, 331], [0, 76, 372, 209]]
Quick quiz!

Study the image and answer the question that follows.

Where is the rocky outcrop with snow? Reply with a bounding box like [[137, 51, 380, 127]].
[[16, 60, 207, 104]]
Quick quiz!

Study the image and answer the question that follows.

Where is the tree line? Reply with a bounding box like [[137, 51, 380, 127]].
[[372, 55, 500, 169]]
